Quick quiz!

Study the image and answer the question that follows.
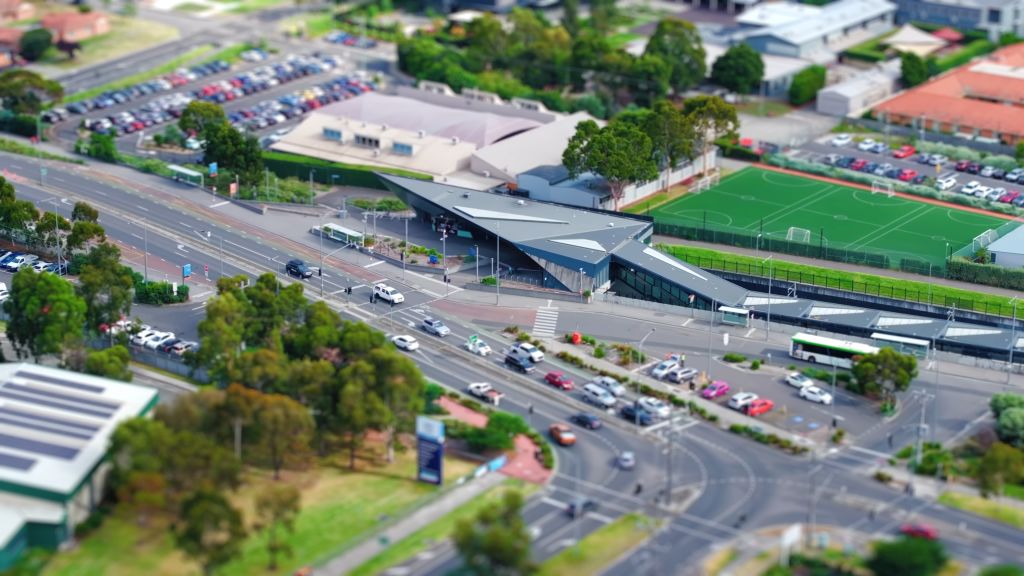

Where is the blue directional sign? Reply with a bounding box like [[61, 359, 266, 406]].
[[183, 263, 192, 279], [208, 162, 218, 177]]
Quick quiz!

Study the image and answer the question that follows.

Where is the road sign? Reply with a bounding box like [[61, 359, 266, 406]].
[[204, 264, 209, 274], [209, 162, 218, 177], [183, 263, 192, 279], [40, 168, 47, 176]]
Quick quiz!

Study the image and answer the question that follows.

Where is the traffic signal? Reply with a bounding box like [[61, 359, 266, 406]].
[[346, 286, 352, 295], [318, 268, 322, 277]]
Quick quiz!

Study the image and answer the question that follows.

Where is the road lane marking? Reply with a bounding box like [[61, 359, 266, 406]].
[[137, 205, 149, 212], [179, 222, 192, 228], [744, 328, 756, 338], [682, 319, 692, 327], [364, 260, 385, 268], [210, 201, 229, 208]]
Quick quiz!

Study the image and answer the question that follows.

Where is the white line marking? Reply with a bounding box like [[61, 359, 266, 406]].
[[364, 260, 385, 268], [137, 205, 149, 212], [131, 233, 143, 241], [210, 201, 229, 208], [179, 222, 192, 228], [745, 328, 756, 338], [682, 319, 692, 327], [848, 445, 891, 459]]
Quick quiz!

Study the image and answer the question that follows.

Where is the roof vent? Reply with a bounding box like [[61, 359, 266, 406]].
[[451, 137, 460, 145], [462, 192, 470, 198], [482, 170, 490, 178], [381, 124, 388, 131], [417, 130, 425, 138], [607, 222, 615, 227]]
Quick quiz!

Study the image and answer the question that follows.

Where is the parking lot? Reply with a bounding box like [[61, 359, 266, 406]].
[[801, 136, 1024, 208]]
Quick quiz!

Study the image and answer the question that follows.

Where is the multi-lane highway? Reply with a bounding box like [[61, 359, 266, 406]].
[[3, 151, 1023, 572]]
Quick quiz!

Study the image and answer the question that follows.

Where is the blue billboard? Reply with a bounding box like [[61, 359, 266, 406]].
[[182, 263, 192, 279], [416, 416, 445, 485]]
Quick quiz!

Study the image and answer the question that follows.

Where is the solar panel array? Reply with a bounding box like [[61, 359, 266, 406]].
[[0, 370, 121, 473]]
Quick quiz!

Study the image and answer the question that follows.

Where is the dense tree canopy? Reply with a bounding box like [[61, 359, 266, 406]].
[[4, 269, 86, 360], [0, 70, 62, 114], [710, 44, 764, 95], [562, 119, 658, 209], [644, 18, 706, 94], [901, 51, 929, 88], [867, 537, 948, 576], [789, 65, 826, 106], [18, 29, 52, 62], [852, 348, 919, 403]]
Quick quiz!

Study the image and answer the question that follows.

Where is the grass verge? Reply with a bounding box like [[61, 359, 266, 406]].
[[657, 243, 1018, 317], [64, 44, 214, 104], [938, 492, 1024, 528], [349, 479, 537, 576], [43, 452, 476, 576], [622, 183, 689, 214], [0, 137, 83, 164], [40, 16, 179, 69], [536, 513, 657, 576], [735, 100, 792, 117], [174, 2, 209, 12], [230, 0, 289, 15], [280, 11, 339, 38], [1004, 483, 1024, 501]]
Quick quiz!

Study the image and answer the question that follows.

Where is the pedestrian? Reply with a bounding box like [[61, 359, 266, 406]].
[[887, 432, 894, 449], [528, 404, 534, 415], [869, 508, 876, 521], [680, 354, 686, 367], [634, 482, 643, 496]]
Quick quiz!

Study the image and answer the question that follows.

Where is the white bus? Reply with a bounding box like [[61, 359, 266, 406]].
[[790, 332, 880, 369]]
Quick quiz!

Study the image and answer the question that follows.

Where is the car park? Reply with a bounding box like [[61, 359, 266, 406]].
[[650, 360, 678, 379], [799, 386, 833, 405], [421, 317, 451, 337], [617, 451, 636, 470], [702, 380, 730, 399], [571, 412, 602, 429], [391, 335, 419, 351], [728, 392, 758, 411], [620, 403, 653, 426], [785, 372, 814, 388], [549, 424, 576, 446], [592, 376, 626, 397], [544, 371, 574, 390], [638, 396, 670, 419], [745, 398, 775, 417]]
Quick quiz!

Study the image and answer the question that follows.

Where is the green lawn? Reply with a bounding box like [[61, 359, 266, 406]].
[[651, 167, 1008, 268], [1003, 483, 1024, 501], [938, 492, 1024, 529], [279, 11, 339, 38], [229, 0, 290, 15], [40, 16, 179, 69], [658, 243, 1020, 317], [349, 479, 537, 576], [63, 44, 214, 104], [174, 2, 209, 12], [537, 514, 657, 576], [43, 454, 476, 576]]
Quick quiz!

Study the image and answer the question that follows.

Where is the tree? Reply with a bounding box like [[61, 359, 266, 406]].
[[178, 101, 228, 138], [977, 442, 1024, 497], [1016, 141, 1024, 162], [990, 393, 1024, 418], [683, 95, 739, 176], [19, 29, 52, 62], [980, 565, 1024, 576], [465, 13, 508, 71], [644, 100, 695, 191], [901, 51, 929, 88], [852, 348, 919, 404], [0, 175, 40, 232], [254, 393, 315, 479], [4, 270, 87, 360], [85, 345, 132, 381], [55, 39, 81, 60], [562, 120, 658, 210], [174, 491, 247, 576], [467, 412, 528, 452], [67, 220, 106, 252], [710, 44, 764, 95], [997, 408, 1024, 448], [788, 65, 826, 106], [337, 363, 388, 468], [118, 471, 165, 528], [867, 536, 948, 576], [562, 0, 580, 37], [589, 0, 616, 35], [77, 243, 134, 331], [0, 70, 63, 114], [454, 490, 535, 576], [194, 291, 249, 384], [254, 484, 302, 570], [71, 201, 99, 223], [86, 132, 118, 162], [644, 18, 706, 94]]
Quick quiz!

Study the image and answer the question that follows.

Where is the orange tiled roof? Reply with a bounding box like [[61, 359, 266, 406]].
[[41, 11, 105, 34], [874, 43, 1024, 137], [0, 27, 22, 46]]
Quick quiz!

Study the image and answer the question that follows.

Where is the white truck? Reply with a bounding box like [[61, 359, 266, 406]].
[[373, 283, 405, 304], [467, 382, 504, 406]]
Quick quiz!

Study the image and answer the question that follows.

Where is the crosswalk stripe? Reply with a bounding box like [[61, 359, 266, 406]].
[[532, 308, 559, 337]]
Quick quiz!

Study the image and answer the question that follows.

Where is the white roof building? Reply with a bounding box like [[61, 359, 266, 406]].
[[987, 225, 1024, 269], [470, 112, 601, 182], [0, 363, 158, 570]]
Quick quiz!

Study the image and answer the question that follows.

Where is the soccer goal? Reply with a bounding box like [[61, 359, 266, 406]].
[[872, 179, 895, 198], [972, 229, 1000, 252], [693, 168, 721, 193], [785, 227, 812, 243]]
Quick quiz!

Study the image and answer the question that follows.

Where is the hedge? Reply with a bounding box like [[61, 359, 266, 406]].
[[947, 258, 1024, 290], [262, 150, 432, 191], [715, 138, 761, 161], [788, 65, 827, 106], [0, 112, 39, 138], [935, 39, 996, 72]]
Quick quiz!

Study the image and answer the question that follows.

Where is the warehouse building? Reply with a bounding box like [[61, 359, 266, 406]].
[[0, 364, 158, 569]]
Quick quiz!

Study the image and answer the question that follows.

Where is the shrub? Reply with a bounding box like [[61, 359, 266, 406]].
[[832, 428, 847, 444], [750, 359, 761, 370], [515, 332, 531, 342], [502, 325, 520, 335], [723, 353, 746, 363], [874, 470, 893, 483], [593, 345, 606, 359], [789, 65, 826, 105]]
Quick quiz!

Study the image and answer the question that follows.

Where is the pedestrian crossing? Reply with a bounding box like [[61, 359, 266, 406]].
[[532, 307, 559, 338]]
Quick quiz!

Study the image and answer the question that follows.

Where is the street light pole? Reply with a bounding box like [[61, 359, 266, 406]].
[[474, 244, 479, 282], [763, 255, 773, 339], [143, 223, 148, 283], [320, 220, 325, 297], [831, 363, 837, 429], [1009, 297, 1019, 384], [579, 267, 584, 302], [495, 223, 501, 305], [442, 229, 448, 296], [308, 169, 315, 205], [707, 299, 716, 374], [638, 328, 656, 427], [403, 217, 408, 281]]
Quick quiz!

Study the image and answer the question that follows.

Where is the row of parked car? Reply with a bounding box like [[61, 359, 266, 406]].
[[822, 154, 930, 185], [954, 181, 1024, 206], [113, 319, 198, 357], [0, 250, 67, 276], [62, 60, 233, 116], [193, 54, 342, 106], [235, 74, 375, 135], [324, 31, 378, 49]]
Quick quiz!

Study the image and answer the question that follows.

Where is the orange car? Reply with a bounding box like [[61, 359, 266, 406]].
[[745, 399, 775, 417], [549, 423, 577, 446]]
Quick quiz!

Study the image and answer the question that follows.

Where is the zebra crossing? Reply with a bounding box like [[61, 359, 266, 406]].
[[532, 307, 559, 338]]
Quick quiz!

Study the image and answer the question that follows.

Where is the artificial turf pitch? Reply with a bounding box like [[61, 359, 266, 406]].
[[651, 168, 1008, 266]]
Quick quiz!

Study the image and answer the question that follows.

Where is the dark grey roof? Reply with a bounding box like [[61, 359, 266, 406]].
[[521, 164, 570, 184], [612, 241, 749, 307]]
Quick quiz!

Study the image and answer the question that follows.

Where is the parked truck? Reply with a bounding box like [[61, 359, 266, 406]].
[[467, 382, 504, 406]]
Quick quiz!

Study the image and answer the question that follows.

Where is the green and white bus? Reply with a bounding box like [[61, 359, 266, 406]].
[[311, 223, 363, 245], [789, 332, 880, 369]]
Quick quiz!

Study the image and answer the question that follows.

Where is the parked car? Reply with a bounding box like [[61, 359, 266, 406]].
[[702, 380, 731, 399], [980, 165, 997, 178], [960, 181, 982, 195], [966, 161, 982, 174], [892, 145, 916, 159], [830, 133, 852, 147], [650, 360, 678, 380], [667, 366, 699, 384], [728, 392, 758, 411], [897, 169, 918, 182], [1005, 168, 1024, 182], [131, 329, 158, 346], [785, 373, 814, 388], [620, 403, 653, 426], [800, 386, 834, 405], [571, 412, 602, 430], [745, 398, 775, 417], [849, 159, 868, 171], [421, 317, 451, 337], [544, 371, 574, 390], [935, 176, 957, 191], [3, 254, 36, 272], [914, 153, 932, 164], [549, 423, 577, 446], [954, 159, 971, 171], [992, 168, 1007, 180], [869, 142, 889, 155], [929, 154, 949, 166], [145, 332, 177, 350], [390, 334, 419, 351], [856, 138, 876, 151]]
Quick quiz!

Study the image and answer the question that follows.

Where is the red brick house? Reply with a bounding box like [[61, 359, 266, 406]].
[[0, 27, 22, 68], [41, 11, 110, 43], [0, 0, 33, 23]]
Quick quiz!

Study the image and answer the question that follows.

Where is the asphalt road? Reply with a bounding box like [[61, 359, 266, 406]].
[[3, 153, 1023, 570]]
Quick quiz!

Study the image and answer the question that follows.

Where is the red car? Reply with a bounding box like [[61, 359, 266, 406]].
[[1000, 190, 1020, 203], [955, 159, 971, 171], [745, 398, 775, 417], [702, 380, 731, 399], [892, 145, 916, 159], [900, 523, 938, 540], [850, 159, 868, 171], [897, 169, 918, 182], [544, 371, 574, 391]]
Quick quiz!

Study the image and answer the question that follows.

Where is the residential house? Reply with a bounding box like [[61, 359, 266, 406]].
[[41, 11, 110, 43], [0, 0, 33, 23], [0, 27, 22, 68]]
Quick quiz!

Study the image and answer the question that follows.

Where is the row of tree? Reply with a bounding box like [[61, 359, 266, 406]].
[[561, 96, 739, 209]]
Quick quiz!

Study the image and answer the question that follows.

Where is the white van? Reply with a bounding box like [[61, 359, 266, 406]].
[[582, 383, 616, 408]]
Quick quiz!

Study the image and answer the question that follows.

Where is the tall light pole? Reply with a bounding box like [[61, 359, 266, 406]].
[[495, 222, 501, 305], [474, 244, 479, 282], [830, 363, 837, 429], [319, 221, 325, 297], [1009, 297, 1019, 384], [707, 299, 717, 374], [403, 217, 409, 281], [142, 223, 148, 283], [441, 226, 448, 296], [762, 255, 773, 339], [637, 328, 656, 427]]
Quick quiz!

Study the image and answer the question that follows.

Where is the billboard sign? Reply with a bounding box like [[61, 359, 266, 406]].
[[182, 263, 192, 279], [416, 416, 445, 486], [209, 162, 218, 177]]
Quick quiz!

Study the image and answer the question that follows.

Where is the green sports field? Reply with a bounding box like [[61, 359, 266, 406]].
[[652, 168, 1010, 267]]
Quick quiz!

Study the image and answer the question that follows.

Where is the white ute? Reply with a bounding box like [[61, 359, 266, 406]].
[[373, 283, 405, 304], [467, 382, 504, 406]]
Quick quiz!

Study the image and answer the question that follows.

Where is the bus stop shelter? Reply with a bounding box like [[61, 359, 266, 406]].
[[169, 164, 203, 188]]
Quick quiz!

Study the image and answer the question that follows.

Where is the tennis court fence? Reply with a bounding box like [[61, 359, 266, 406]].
[[653, 222, 942, 276]]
